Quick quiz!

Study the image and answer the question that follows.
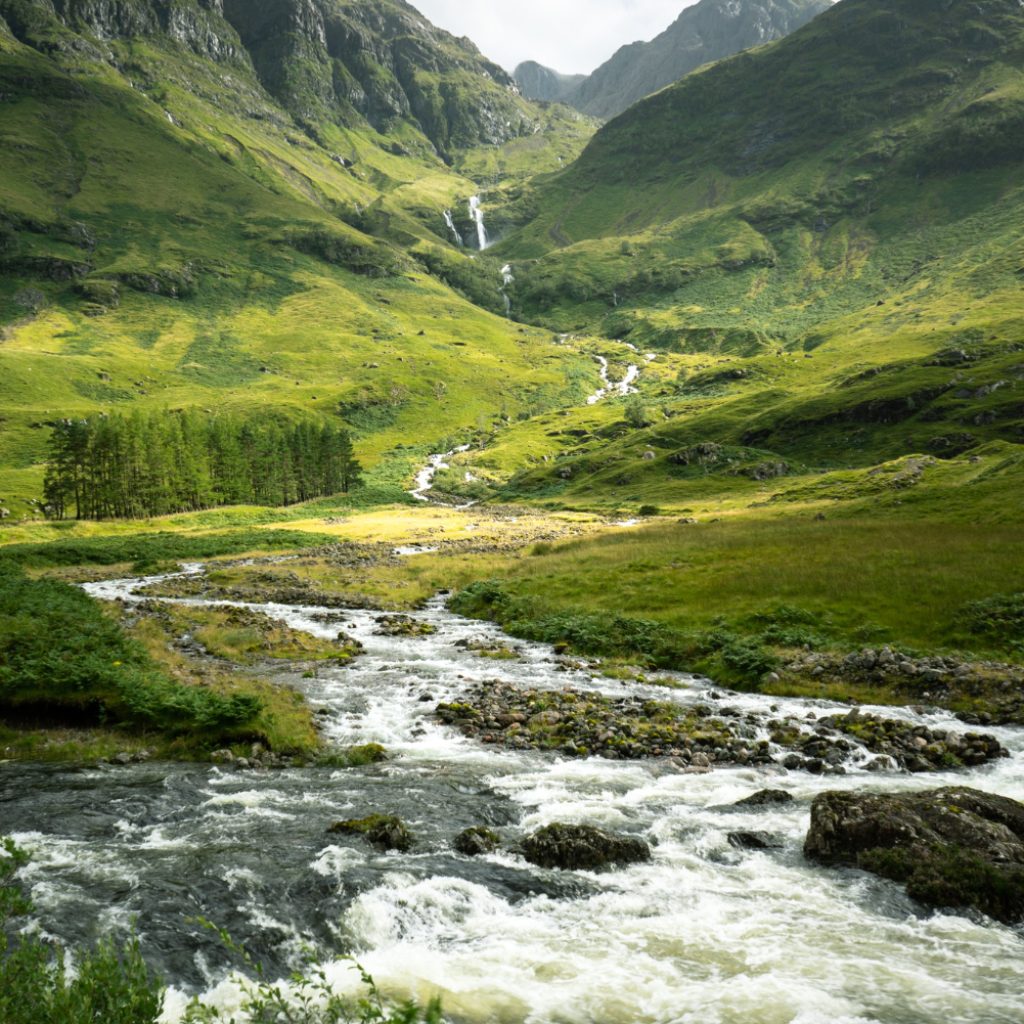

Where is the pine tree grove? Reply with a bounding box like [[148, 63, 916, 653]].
[[42, 411, 362, 520]]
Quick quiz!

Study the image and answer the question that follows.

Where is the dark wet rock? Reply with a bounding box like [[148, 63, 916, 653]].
[[732, 789, 794, 809], [728, 831, 783, 851], [522, 824, 652, 872], [804, 788, 1024, 924], [454, 826, 500, 857], [328, 814, 413, 852]]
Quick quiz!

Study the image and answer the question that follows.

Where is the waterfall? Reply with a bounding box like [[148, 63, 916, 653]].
[[500, 263, 514, 317], [469, 195, 489, 251], [443, 210, 462, 247]]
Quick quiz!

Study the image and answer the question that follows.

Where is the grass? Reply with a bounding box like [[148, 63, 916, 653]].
[[447, 515, 1024, 693], [0, 562, 320, 762]]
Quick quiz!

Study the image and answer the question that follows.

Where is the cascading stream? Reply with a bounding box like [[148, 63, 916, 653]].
[[2, 567, 1022, 1024], [468, 196, 489, 251]]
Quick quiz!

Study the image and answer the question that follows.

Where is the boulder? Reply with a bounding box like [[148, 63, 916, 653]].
[[329, 814, 413, 853], [728, 831, 783, 851], [522, 823, 651, 871], [804, 788, 1024, 923], [454, 826, 500, 857], [732, 789, 794, 809]]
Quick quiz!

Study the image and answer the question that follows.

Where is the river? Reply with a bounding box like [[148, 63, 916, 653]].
[[1, 568, 1022, 1023]]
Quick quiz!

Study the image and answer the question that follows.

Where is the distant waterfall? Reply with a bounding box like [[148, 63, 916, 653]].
[[501, 263, 514, 317], [443, 210, 462, 247], [469, 195, 489, 250]]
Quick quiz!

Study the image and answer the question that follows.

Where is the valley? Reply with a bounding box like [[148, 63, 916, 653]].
[[1, 0, 1023, 1022]]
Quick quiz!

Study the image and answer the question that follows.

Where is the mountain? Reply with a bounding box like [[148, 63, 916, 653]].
[[565, 0, 834, 120], [513, 61, 586, 104], [0, 0, 598, 514], [486, 0, 1024, 492]]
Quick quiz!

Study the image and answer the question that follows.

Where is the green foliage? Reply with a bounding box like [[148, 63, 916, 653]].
[[624, 398, 653, 429], [962, 593, 1024, 641], [43, 411, 362, 521], [1, 842, 441, 1024], [1, 838, 165, 1024], [0, 529, 334, 571], [450, 580, 692, 668], [0, 564, 263, 734], [860, 845, 1024, 924]]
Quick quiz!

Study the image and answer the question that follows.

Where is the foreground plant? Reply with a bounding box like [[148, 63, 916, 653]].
[[184, 921, 442, 1024], [0, 838, 164, 1024], [1, 842, 442, 1024]]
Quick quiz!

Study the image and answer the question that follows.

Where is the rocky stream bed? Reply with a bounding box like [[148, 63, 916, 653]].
[[1, 565, 1022, 1024]]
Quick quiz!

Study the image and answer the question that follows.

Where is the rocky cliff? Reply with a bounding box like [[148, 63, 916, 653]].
[[513, 60, 585, 105], [0, 0, 541, 157]]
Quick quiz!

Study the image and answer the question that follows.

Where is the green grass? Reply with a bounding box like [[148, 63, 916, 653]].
[[450, 516, 1024, 664]]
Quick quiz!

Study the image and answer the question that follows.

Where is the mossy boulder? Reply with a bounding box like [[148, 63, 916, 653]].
[[804, 788, 1024, 923], [328, 814, 412, 852], [454, 826, 500, 857], [522, 823, 651, 872]]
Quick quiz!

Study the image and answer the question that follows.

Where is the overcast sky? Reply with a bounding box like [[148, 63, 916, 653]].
[[410, 0, 695, 75]]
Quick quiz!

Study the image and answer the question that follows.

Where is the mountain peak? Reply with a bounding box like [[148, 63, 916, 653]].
[[564, 0, 835, 119]]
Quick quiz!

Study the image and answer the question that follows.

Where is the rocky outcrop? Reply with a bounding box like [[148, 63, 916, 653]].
[[219, 0, 533, 156], [2, 0, 248, 63], [522, 823, 651, 871], [805, 788, 1024, 923], [513, 61, 584, 105], [2, 0, 540, 157]]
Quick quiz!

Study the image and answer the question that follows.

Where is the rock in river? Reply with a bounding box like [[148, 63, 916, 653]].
[[329, 814, 413, 853], [523, 824, 652, 871], [804, 788, 1024, 923], [454, 826, 500, 857]]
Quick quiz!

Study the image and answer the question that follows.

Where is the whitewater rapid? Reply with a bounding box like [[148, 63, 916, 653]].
[[3, 568, 1022, 1023]]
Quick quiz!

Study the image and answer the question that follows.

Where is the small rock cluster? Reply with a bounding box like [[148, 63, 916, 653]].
[[210, 744, 295, 771], [781, 647, 1024, 724], [375, 614, 437, 638], [437, 684, 1009, 773], [774, 710, 1007, 774], [437, 684, 764, 765]]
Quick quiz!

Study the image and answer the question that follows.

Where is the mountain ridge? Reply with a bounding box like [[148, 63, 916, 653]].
[[516, 0, 834, 120]]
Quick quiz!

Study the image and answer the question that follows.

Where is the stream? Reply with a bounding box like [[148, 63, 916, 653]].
[[2, 568, 1023, 1023]]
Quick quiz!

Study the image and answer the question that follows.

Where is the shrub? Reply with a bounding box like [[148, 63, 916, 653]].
[[962, 593, 1024, 639], [1, 838, 164, 1024], [0, 565, 263, 736]]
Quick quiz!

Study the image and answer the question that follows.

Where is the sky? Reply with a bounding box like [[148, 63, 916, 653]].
[[409, 0, 695, 76]]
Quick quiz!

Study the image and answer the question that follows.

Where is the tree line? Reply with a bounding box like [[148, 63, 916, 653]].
[[42, 410, 362, 520]]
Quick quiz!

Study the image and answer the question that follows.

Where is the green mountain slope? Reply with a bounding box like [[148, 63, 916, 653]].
[[0, 0, 599, 515], [484, 0, 1024, 498]]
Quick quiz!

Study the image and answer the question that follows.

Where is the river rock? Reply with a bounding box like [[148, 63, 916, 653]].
[[804, 788, 1024, 923], [329, 814, 413, 853], [522, 824, 652, 871], [732, 789, 794, 809], [454, 826, 500, 857], [728, 831, 783, 851]]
